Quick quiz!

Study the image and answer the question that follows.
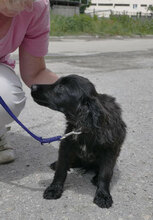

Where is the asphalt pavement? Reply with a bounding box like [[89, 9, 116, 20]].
[[0, 37, 153, 220]]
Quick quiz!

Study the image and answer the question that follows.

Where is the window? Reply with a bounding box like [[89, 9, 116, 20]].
[[141, 5, 147, 7], [133, 4, 138, 9], [114, 4, 130, 7], [98, 4, 113, 6]]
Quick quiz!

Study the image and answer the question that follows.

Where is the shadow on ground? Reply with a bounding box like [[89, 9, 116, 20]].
[[0, 132, 121, 197]]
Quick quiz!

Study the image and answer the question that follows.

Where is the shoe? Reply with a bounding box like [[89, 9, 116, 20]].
[[0, 129, 15, 164], [0, 147, 15, 164]]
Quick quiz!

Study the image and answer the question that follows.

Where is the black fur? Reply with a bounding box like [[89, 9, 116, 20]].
[[31, 75, 126, 208]]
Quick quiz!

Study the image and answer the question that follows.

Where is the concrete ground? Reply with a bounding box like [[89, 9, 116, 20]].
[[0, 37, 153, 220]]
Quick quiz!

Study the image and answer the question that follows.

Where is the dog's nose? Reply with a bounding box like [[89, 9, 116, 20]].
[[31, 84, 38, 92]]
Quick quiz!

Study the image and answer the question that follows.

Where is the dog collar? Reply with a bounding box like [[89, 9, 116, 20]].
[[61, 130, 82, 140]]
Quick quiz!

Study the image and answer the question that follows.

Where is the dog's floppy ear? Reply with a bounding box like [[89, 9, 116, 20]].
[[76, 96, 107, 131]]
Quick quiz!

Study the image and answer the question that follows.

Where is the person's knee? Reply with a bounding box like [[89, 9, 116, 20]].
[[0, 67, 26, 126]]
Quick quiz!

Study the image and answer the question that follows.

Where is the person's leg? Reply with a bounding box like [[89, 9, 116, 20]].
[[0, 64, 26, 164]]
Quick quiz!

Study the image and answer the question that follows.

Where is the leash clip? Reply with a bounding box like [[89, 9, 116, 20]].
[[61, 130, 82, 140]]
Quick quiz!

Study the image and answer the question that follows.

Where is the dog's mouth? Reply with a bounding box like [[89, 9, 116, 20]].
[[32, 97, 59, 111], [33, 97, 49, 107]]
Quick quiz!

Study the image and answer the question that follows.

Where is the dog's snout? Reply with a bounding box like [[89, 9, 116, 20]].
[[31, 84, 38, 92]]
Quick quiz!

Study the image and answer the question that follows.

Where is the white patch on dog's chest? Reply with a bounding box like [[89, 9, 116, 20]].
[[78, 145, 95, 162], [81, 145, 86, 152]]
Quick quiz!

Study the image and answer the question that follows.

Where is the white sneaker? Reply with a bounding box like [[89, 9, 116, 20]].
[[0, 128, 15, 164], [0, 147, 15, 164]]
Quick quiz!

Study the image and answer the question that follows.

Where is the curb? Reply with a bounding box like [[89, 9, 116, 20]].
[[49, 34, 153, 41]]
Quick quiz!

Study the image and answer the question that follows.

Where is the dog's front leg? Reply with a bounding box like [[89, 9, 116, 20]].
[[43, 141, 70, 200], [93, 149, 116, 208]]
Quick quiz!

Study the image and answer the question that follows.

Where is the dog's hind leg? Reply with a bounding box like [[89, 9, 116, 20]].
[[50, 153, 82, 171], [93, 149, 117, 208], [91, 172, 98, 186], [50, 161, 57, 171]]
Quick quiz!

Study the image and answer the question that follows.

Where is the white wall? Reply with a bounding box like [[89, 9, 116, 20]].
[[85, 0, 153, 17], [51, 5, 80, 17]]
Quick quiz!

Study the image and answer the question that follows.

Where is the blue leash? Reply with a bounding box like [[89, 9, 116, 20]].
[[0, 96, 81, 144], [0, 96, 62, 144]]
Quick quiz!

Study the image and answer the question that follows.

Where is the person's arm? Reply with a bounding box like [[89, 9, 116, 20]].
[[19, 45, 58, 88]]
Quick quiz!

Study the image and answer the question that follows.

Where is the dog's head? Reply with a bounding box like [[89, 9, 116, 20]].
[[31, 75, 105, 131]]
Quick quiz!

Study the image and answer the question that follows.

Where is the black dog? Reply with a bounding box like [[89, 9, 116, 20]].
[[31, 75, 126, 208]]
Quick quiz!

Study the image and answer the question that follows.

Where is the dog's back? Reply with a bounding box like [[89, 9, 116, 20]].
[[98, 93, 126, 145]]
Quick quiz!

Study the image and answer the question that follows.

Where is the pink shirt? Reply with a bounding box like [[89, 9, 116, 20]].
[[0, 0, 50, 69]]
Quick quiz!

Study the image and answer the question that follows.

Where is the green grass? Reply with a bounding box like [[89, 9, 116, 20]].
[[50, 14, 153, 36]]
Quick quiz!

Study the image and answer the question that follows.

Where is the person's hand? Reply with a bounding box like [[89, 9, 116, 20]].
[[19, 45, 58, 87]]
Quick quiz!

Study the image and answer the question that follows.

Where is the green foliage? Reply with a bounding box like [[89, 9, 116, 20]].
[[50, 13, 153, 36], [80, 0, 91, 14], [148, 5, 153, 12]]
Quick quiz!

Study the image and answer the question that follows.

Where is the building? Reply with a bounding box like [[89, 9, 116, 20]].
[[85, 0, 153, 17], [50, 0, 80, 17]]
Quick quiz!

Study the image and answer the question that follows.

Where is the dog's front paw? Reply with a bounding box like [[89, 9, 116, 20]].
[[93, 191, 113, 208], [43, 183, 63, 200]]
